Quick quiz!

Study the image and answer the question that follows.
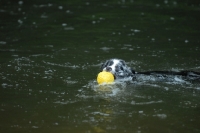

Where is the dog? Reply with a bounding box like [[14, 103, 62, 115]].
[[100, 58, 135, 80], [100, 58, 200, 81]]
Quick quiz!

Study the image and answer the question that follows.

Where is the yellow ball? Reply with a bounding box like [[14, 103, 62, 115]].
[[97, 71, 114, 84]]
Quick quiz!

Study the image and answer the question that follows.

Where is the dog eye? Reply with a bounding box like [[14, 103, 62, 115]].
[[115, 66, 124, 72]]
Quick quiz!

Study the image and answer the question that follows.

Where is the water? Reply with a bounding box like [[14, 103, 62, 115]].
[[0, 0, 200, 133]]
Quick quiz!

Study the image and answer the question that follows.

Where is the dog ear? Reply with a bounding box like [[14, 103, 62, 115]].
[[100, 60, 109, 70], [119, 59, 126, 66]]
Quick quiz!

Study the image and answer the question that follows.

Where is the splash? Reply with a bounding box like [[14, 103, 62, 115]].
[[85, 79, 132, 97]]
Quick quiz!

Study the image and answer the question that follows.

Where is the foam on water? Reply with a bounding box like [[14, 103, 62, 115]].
[[90, 81, 123, 95], [135, 74, 191, 84], [81, 70, 200, 100]]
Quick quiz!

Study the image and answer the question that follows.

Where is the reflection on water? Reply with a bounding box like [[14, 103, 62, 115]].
[[1, 0, 200, 133]]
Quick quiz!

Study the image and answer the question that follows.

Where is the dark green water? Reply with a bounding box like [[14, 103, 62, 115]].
[[0, 0, 200, 133]]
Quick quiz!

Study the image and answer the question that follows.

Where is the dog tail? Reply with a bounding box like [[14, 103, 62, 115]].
[[136, 71, 200, 81]]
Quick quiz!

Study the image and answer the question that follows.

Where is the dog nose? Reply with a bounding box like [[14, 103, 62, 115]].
[[106, 67, 112, 71]]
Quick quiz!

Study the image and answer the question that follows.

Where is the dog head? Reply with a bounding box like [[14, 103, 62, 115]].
[[100, 59, 135, 79]]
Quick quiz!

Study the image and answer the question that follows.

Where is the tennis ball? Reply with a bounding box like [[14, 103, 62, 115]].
[[97, 71, 114, 84]]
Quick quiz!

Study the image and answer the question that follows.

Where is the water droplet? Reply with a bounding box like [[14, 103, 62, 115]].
[[185, 40, 189, 43], [0, 41, 6, 45], [58, 6, 63, 10], [62, 23, 67, 26], [139, 111, 143, 114], [18, 19, 23, 24], [18, 1, 23, 5], [170, 17, 175, 20]]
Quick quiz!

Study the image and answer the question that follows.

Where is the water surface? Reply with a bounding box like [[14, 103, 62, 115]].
[[0, 0, 200, 133]]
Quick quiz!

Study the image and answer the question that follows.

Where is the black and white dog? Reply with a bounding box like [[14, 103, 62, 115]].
[[100, 58, 135, 80], [100, 58, 200, 81]]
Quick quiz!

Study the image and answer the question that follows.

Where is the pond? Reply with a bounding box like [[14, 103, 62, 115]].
[[0, 0, 200, 133]]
